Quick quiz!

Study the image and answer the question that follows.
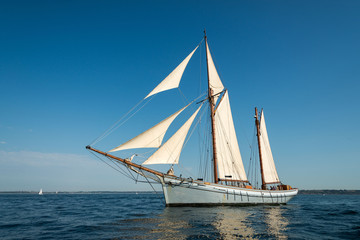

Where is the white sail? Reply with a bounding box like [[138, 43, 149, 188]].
[[259, 110, 280, 184], [39, 189, 43, 195], [109, 104, 189, 152], [145, 46, 198, 99], [214, 91, 247, 181], [143, 105, 202, 165], [206, 42, 224, 103]]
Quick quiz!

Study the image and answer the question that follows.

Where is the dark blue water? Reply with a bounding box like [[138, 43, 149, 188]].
[[0, 193, 359, 239]]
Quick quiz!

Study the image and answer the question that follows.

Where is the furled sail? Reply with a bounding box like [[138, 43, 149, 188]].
[[109, 104, 189, 152], [214, 91, 248, 181], [206, 42, 224, 103], [259, 110, 280, 184], [143, 105, 202, 165], [144, 46, 199, 99]]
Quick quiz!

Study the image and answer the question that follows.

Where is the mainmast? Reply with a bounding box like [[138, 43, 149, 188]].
[[255, 107, 266, 190], [204, 30, 219, 184]]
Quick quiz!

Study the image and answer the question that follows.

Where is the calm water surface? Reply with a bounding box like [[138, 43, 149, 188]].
[[0, 193, 359, 239]]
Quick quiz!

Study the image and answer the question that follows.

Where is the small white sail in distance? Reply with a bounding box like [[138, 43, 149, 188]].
[[143, 105, 202, 165], [144, 46, 199, 99], [109, 104, 190, 152], [259, 110, 280, 184], [39, 189, 43, 195]]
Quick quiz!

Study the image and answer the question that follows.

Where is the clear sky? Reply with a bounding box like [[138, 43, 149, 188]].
[[1, 0, 359, 191]]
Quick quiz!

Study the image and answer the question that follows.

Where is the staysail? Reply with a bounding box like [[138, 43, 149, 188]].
[[259, 110, 280, 183], [206, 41, 224, 104], [214, 91, 248, 181], [144, 46, 198, 99], [143, 105, 202, 165], [109, 104, 189, 152]]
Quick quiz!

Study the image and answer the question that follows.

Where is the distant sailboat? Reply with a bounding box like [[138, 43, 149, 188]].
[[39, 189, 43, 195], [86, 31, 298, 206]]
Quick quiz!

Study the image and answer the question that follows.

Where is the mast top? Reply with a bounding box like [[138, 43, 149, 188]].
[[204, 29, 207, 39]]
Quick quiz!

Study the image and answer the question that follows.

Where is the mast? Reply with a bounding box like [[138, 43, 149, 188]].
[[255, 107, 266, 190], [204, 30, 219, 184]]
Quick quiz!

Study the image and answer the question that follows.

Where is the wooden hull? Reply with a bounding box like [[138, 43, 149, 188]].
[[161, 178, 298, 206]]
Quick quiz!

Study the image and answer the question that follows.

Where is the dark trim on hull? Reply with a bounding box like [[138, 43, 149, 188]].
[[166, 203, 287, 207]]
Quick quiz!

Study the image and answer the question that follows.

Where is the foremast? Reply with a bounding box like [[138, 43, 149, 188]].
[[204, 30, 219, 184]]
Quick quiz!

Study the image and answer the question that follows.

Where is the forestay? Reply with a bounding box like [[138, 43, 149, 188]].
[[143, 105, 202, 165], [144, 46, 198, 99], [109, 104, 189, 152], [214, 91, 248, 181], [259, 110, 280, 184]]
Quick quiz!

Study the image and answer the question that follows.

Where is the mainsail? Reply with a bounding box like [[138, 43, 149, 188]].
[[259, 110, 280, 183], [143, 105, 202, 165], [205, 41, 224, 103], [109, 104, 189, 152], [145, 46, 198, 99], [214, 91, 248, 181]]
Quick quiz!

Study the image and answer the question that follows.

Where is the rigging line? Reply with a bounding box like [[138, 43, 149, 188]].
[[150, 103, 204, 166], [197, 103, 208, 178], [124, 161, 137, 181], [205, 38, 227, 87], [199, 36, 202, 98], [233, 111, 252, 149], [139, 169, 165, 205], [247, 125, 257, 181], [106, 156, 135, 180], [135, 149, 156, 158], [198, 113, 210, 180], [101, 96, 155, 149], [90, 95, 154, 146], [91, 38, 204, 147], [176, 107, 206, 178], [177, 37, 205, 106], [215, 110, 245, 180], [183, 103, 205, 147], [178, 87, 190, 106], [177, 163, 195, 179], [88, 150, 133, 180]]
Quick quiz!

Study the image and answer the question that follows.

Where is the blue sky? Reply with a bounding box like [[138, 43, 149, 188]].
[[1, 0, 359, 191]]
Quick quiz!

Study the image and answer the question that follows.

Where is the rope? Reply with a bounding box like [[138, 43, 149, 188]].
[[88, 150, 133, 179], [90, 96, 154, 146], [140, 169, 165, 205]]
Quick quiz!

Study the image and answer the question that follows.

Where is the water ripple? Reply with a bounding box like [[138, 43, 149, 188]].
[[0, 193, 359, 239]]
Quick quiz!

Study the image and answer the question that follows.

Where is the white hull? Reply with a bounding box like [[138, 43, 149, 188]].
[[161, 177, 298, 206]]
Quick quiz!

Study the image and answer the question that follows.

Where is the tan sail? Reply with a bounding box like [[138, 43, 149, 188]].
[[214, 91, 248, 181], [206, 42, 224, 103], [259, 110, 280, 183], [143, 105, 202, 165], [145, 46, 198, 99], [109, 104, 189, 152]]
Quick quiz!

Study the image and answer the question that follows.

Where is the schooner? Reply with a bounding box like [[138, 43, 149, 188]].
[[86, 32, 298, 206]]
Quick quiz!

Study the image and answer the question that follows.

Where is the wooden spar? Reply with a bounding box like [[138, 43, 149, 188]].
[[204, 30, 219, 184], [255, 107, 266, 190], [85, 145, 164, 177]]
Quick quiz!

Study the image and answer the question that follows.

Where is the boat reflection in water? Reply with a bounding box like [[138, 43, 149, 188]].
[[148, 206, 290, 239], [213, 207, 255, 239], [264, 206, 290, 239]]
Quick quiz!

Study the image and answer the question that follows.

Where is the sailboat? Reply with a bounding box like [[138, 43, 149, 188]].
[[39, 189, 43, 195], [86, 32, 298, 206]]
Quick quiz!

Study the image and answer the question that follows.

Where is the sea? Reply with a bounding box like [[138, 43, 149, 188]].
[[0, 193, 359, 239]]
